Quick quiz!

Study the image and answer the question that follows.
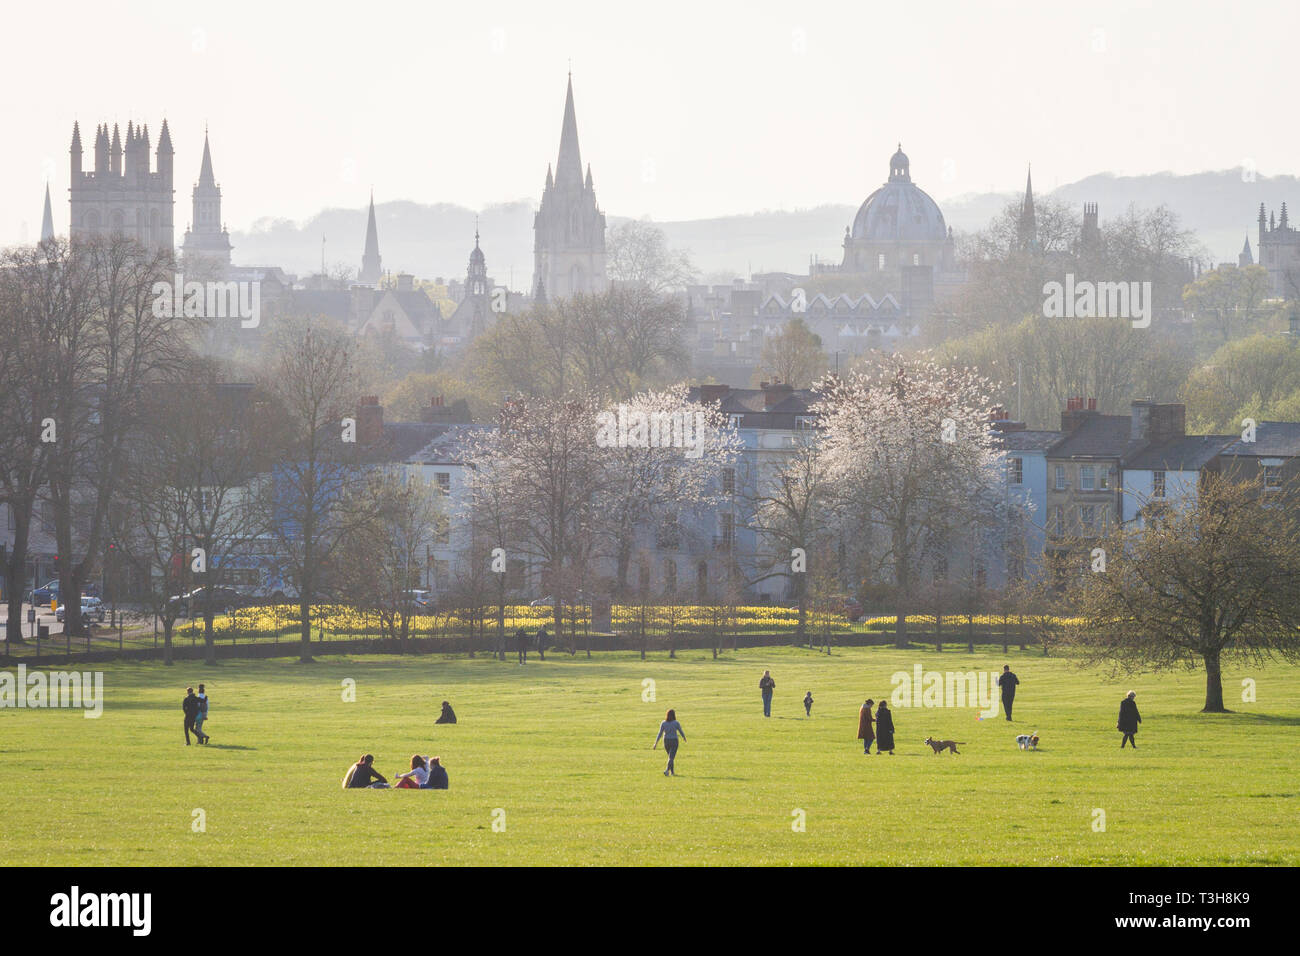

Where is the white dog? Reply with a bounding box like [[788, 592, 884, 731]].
[[1016, 732, 1039, 750]]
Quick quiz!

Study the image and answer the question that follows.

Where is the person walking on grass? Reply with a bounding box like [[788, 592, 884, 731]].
[[759, 670, 776, 717], [182, 686, 203, 746], [1118, 691, 1142, 749], [653, 708, 686, 776], [515, 627, 529, 665], [536, 625, 549, 661], [193, 683, 210, 744], [858, 698, 875, 754], [803, 691, 814, 716], [998, 665, 1019, 721], [874, 700, 895, 755]]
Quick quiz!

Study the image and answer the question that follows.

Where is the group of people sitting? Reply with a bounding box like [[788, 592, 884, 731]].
[[342, 699, 455, 790], [343, 753, 450, 789]]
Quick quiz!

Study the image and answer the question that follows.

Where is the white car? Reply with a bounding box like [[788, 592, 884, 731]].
[[56, 597, 105, 624]]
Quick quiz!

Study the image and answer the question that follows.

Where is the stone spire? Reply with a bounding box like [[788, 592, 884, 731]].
[[359, 191, 382, 284], [555, 73, 583, 189], [41, 183, 55, 242], [198, 130, 216, 187], [1018, 165, 1037, 250]]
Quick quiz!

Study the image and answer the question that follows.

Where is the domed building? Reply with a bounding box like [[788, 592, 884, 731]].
[[839, 145, 955, 274]]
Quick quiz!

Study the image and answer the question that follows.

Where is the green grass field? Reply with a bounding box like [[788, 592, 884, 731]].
[[1, 646, 1296, 865]]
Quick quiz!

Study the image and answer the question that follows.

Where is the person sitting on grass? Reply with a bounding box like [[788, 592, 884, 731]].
[[435, 700, 457, 724], [422, 756, 449, 789], [394, 755, 429, 789], [343, 754, 389, 789]]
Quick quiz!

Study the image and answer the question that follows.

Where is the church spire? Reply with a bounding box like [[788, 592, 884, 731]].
[[198, 129, 216, 187], [41, 183, 55, 242], [359, 191, 382, 284], [555, 73, 583, 189], [1018, 165, 1037, 250]]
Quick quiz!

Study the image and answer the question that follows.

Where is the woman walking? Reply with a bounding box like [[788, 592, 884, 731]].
[[653, 709, 687, 776], [1118, 691, 1142, 749], [875, 700, 895, 755], [759, 670, 776, 717], [857, 698, 875, 754]]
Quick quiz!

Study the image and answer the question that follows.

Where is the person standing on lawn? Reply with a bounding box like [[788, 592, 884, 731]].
[[998, 665, 1019, 721], [1118, 691, 1142, 749], [193, 683, 210, 744], [874, 700, 895, 755], [858, 698, 875, 754], [759, 670, 776, 717], [182, 687, 202, 746]]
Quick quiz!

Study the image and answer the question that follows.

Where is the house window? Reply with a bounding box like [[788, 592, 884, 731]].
[[795, 415, 817, 430], [435, 472, 450, 495], [1008, 457, 1023, 485], [1264, 465, 1283, 490], [434, 516, 450, 545], [1054, 506, 1064, 537], [717, 514, 735, 549], [912, 253, 920, 266], [1152, 470, 1166, 499], [1080, 466, 1095, 491], [1080, 505, 1096, 534], [1054, 465, 1066, 490], [728, 414, 744, 429], [722, 468, 735, 495], [1099, 468, 1110, 490], [877, 254, 886, 270]]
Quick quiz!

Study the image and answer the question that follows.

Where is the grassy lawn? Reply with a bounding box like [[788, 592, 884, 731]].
[[1, 646, 1296, 866]]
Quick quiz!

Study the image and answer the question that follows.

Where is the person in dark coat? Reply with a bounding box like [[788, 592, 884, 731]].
[[998, 665, 1019, 721], [182, 687, 202, 745], [422, 757, 449, 789], [1117, 691, 1142, 748], [345, 754, 388, 788], [759, 670, 775, 717], [536, 626, 549, 661], [874, 700, 895, 754], [857, 698, 875, 754], [435, 700, 457, 724], [515, 627, 529, 665]]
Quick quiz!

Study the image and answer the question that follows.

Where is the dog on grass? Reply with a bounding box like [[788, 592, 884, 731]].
[[1016, 732, 1039, 750], [923, 736, 963, 754]]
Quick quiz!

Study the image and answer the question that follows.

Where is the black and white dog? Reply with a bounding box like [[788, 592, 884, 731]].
[[1016, 731, 1039, 750]]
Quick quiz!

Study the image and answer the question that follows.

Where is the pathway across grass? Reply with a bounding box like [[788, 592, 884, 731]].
[[1, 646, 1295, 865]]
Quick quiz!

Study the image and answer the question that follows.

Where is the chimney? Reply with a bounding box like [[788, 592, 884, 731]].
[[1130, 400, 1185, 442], [396, 273, 414, 292], [1061, 396, 1097, 433], [698, 384, 731, 404], [357, 395, 384, 446], [762, 381, 794, 409]]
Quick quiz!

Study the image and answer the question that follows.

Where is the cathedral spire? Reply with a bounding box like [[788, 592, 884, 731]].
[[555, 73, 583, 189], [41, 183, 55, 242], [359, 191, 382, 284]]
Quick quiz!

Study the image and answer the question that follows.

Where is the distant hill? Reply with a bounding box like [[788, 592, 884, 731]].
[[229, 170, 1300, 285]]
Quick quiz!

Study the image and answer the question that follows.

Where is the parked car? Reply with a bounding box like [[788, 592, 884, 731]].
[[168, 586, 245, 617], [56, 597, 105, 624], [29, 580, 100, 606], [402, 589, 434, 611], [529, 591, 590, 608]]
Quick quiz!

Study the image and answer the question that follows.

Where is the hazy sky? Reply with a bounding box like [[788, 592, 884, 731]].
[[0, 0, 1293, 246]]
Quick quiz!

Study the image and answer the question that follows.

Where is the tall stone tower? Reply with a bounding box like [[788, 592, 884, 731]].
[[181, 131, 233, 270], [532, 75, 607, 303], [359, 192, 382, 285], [464, 224, 490, 337], [69, 119, 174, 252], [40, 183, 55, 242], [1017, 165, 1037, 251]]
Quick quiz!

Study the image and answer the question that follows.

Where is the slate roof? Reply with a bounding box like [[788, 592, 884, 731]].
[[1047, 414, 1145, 459], [1216, 421, 1300, 457], [1123, 435, 1235, 471], [998, 429, 1062, 452]]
